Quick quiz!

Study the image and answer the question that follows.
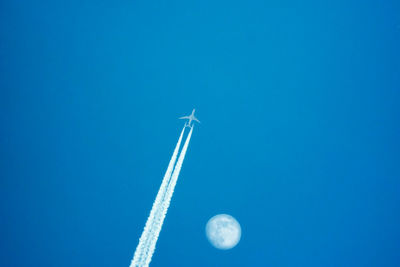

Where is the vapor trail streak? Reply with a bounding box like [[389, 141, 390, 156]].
[[143, 126, 193, 266], [130, 127, 185, 267]]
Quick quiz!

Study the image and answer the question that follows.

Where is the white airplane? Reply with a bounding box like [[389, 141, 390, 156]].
[[179, 109, 200, 127]]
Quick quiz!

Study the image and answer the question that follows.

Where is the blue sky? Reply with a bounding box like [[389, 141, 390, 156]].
[[1, 0, 399, 266]]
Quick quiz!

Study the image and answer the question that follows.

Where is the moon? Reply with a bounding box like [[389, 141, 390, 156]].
[[205, 214, 241, 250]]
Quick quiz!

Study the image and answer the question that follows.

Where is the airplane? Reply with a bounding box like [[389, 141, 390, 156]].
[[179, 109, 200, 127]]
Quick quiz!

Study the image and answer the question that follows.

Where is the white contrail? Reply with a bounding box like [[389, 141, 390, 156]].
[[143, 126, 194, 267], [130, 127, 185, 267]]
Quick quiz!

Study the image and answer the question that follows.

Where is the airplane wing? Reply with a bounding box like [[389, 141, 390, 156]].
[[193, 117, 200, 123], [179, 116, 190, 119]]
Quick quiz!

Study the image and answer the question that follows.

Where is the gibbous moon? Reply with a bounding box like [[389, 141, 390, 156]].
[[205, 214, 241, 250]]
